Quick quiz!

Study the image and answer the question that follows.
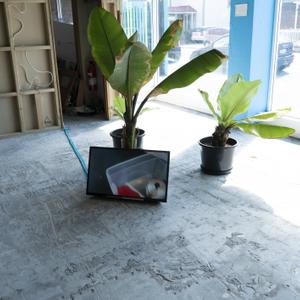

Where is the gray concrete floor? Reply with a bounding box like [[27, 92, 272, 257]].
[[0, 102, 300, 300]]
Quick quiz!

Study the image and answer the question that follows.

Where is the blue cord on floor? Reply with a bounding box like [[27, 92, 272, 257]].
[[63, 127, 88, 178]]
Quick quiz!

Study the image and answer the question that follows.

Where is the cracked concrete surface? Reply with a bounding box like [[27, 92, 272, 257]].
[[0, 103, 300, 300]]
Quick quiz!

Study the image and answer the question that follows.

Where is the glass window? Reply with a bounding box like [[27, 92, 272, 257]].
[[297, 7, 300, 29], [272, 0, 300, 119], [280, 2, 297, 29], [122, 0, 153, 50], [120, 0, 230, 112], [157, 0, 230, 112], [214, 35, 229, 49]]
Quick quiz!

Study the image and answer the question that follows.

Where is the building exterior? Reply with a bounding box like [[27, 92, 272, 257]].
[[168, 0, 230, 28]]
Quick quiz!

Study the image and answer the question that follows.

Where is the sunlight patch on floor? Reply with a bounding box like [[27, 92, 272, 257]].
[[225, 138, 300, 227]]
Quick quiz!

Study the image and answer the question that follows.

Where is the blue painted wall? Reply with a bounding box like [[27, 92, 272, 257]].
[[228, 0, 254, 80], [229, 0, 276, 117]]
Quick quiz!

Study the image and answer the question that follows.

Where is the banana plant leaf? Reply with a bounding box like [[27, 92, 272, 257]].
[[217, 73, 243, 109], [125, 31, 139, 48], [239, 108, 292, 122], [113, 96, 126, 120], [147, 49, 227, 98], [220, 80, 261, 123], [140, 107, 158, 115], [199, 89, 220, 122], [148, 20, 183, 81], [237, 123, 295, 138], [88, 7, 128, 79], [109, 42, 152, 99]]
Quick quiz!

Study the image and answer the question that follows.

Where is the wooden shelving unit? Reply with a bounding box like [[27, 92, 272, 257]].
[[14, 45, 52, 51], [0, 92, 17, 97], [0, 46, 10, 51], [0, 0, 62, 136], [19, 88, 55, 95]]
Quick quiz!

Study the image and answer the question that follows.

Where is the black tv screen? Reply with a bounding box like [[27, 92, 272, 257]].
[[87, 147, 170, 202]]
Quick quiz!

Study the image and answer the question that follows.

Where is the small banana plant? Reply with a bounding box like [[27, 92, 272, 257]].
[[88, 7, 227, 149], [199, 73, 295, 147]]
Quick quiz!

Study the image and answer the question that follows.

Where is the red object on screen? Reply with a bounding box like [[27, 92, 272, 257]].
[[117, 184, 140, 197]]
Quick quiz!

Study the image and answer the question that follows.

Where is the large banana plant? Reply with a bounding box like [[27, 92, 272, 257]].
[[88, 7, 227, 149], [199, 73, 295, 146]]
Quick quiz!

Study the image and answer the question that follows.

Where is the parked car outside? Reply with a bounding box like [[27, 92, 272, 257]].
[[189, 27, 229, 45], [277, 42, 294, 71], [190, 35, 294, 72], [292, 39, 300, 52]]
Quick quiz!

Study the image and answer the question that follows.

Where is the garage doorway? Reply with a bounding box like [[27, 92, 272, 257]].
[[50, 0, 78, 112], [50, 0, 105, 117]]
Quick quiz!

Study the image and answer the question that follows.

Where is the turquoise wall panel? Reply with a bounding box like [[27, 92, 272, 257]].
[[229, 0, 276, 117]]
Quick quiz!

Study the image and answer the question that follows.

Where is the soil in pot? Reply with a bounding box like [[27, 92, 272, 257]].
[[110, 128, 145, 149], [199, 136, 238, 175]]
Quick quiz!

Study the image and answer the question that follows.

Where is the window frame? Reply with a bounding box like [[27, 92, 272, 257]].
[[268, 0, 300, 137]]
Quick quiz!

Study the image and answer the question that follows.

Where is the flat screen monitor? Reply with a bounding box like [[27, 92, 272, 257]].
[[87, 147, 170, 202]]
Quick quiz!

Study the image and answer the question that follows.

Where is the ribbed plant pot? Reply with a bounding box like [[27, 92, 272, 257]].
[[199, 136, 238, 175], [110, 128, 145, 149]]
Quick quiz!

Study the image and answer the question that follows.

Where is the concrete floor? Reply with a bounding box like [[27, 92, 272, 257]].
[[1, 103, 300, 300]]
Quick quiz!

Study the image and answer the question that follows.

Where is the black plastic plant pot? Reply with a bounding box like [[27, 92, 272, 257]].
[[110, 128, 145, 149], [199, 136, 238, 175]]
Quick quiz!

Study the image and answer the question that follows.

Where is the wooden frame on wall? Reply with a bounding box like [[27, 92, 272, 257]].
[[0, 0, 63, 137]]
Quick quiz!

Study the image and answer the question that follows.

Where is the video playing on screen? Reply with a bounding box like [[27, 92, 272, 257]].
[[87, 147, 170, 202]]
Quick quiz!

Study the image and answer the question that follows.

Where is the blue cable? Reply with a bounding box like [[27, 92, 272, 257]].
[[63, 127, 88, 178]]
